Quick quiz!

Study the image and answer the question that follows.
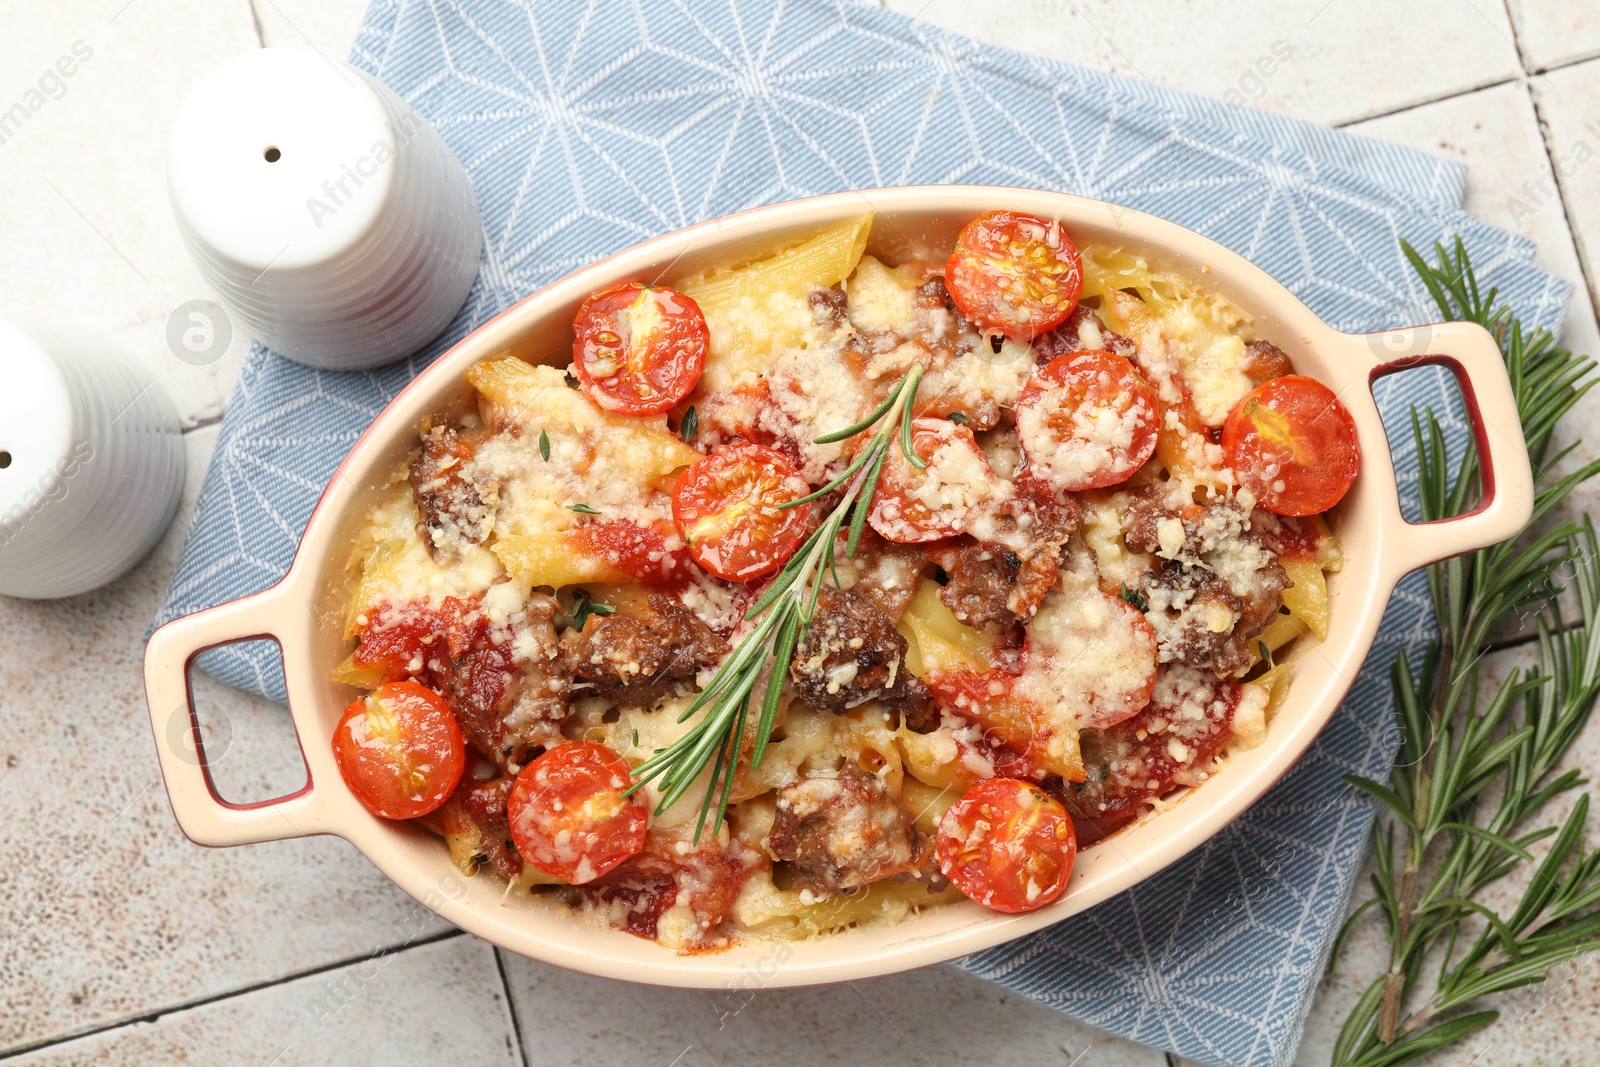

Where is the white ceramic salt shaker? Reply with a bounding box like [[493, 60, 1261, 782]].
[[167, 49, 482, 371], [0, 314, 185, 599]]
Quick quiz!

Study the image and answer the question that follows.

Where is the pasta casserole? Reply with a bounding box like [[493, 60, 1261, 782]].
[[328, 209, 1357, 951]]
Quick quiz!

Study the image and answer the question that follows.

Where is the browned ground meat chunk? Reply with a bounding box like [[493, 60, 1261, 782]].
[[571, 831, 761, 944], [767, 765, 935, 896], [789, 585, 930, 717], [831, 528, 928, 622], [460, 776, 521, 881], [410, 419, 498, 557], [499, 594, 571, 753], [424, 774, 523, 881], [1033, 304, 1140, 363], [934, 541, 1059, 630], [561, 593, 727, 708], [932, 493, 1078, 629], [1144, 561, 1288, 676], [808, 285, 849, 328], [1120, 488, 1291, 676], [1119, 489, 1170, 558], [1243, 339, 1293, 382], [446, 592, 569, 771]]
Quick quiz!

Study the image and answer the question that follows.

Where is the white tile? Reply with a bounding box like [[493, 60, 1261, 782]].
[[1296, 642, 1600, 1066], [1506, 0, 1600, 72], [1533, 59, 1600, 331], [8, 937, 520, 1067], [0, 1, 259, 430], [880, 0, 1521, 126], [1351, 79, 1600, 361], [0, 426, 452, 1053], [503, 949, 1168, 1066], [1350, 79, 1600, 639], [253, 0, 369, 58], [188, 661, 306, 804]]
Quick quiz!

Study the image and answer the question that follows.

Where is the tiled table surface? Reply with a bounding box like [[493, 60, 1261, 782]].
[[2, 1, 1598, 1064]]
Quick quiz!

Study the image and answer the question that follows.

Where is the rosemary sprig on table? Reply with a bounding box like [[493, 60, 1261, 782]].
[[1331, 237, 1600, 1065], [625, 363, 928, 841]]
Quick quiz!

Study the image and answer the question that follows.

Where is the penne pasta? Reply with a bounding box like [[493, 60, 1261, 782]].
[[677, 213, 873, 308], [330, 210, 1356, 955]]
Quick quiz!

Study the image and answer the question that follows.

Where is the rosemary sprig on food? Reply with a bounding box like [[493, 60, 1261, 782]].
[[625, 363, 928, 841], [1331, 237, 1600, 1065]]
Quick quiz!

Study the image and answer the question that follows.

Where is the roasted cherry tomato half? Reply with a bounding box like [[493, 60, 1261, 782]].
[[1016, 349, 1160, 493], [572, 282, 708, 416], [1222, 374, 1359, 516], [945, 210, 1083, 339], [507, 741, 649, 884], [869, 417, 996, 543], [671, 443, 812, 582], [568, 518, 693, 584], [937, 777, 1077, 914], [332, 681, 466, 820]]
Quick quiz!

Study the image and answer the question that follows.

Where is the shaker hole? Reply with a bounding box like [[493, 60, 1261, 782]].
[[263, 146, 281, 163], [0, 451, 11, 469]]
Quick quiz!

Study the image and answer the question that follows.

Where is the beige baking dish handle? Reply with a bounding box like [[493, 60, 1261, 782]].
[[1352, 320, 1534, 579], [143, 579, 333, 846]]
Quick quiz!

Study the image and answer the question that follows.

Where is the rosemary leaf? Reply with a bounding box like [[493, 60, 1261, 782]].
[[1331, 238, 1600, 1065], [627, 361, 927, 836]]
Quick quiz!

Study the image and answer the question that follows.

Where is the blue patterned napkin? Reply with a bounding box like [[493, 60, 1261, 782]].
[[153, 2, 1573, 1063]]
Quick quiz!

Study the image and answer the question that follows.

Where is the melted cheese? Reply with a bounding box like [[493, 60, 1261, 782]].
[[844, 256, 920, 334], [338, 221, 1349, 954], [467, 360, 698, 534], [344, 489, 503, 632], [1018, 573, 1158, 736]]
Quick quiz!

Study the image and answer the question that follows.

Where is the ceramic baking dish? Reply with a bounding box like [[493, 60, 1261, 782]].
[[143, 185, 1533, 986]]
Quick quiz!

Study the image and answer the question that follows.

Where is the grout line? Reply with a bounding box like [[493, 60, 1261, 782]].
[[0, 929, 467, 1062], [1498, 0, 1531, 71], [493, 948, 532, 1067], [247, 0, 266, 47], [1501, 0, 1600, 346], [1522, 84, 1600, 345], [1485, 627, 1545, 653], [1332, 74, 1521, 128], [1533, 50, 1600, 77]]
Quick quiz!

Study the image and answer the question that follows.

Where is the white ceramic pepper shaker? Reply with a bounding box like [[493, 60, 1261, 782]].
[[167, 48, 482, 371], [0, 314, 185, 599]]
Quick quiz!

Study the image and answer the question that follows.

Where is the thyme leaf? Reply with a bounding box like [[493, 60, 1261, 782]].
[[1119, 582, 1149, 612], [570, 590, 615, 632]]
